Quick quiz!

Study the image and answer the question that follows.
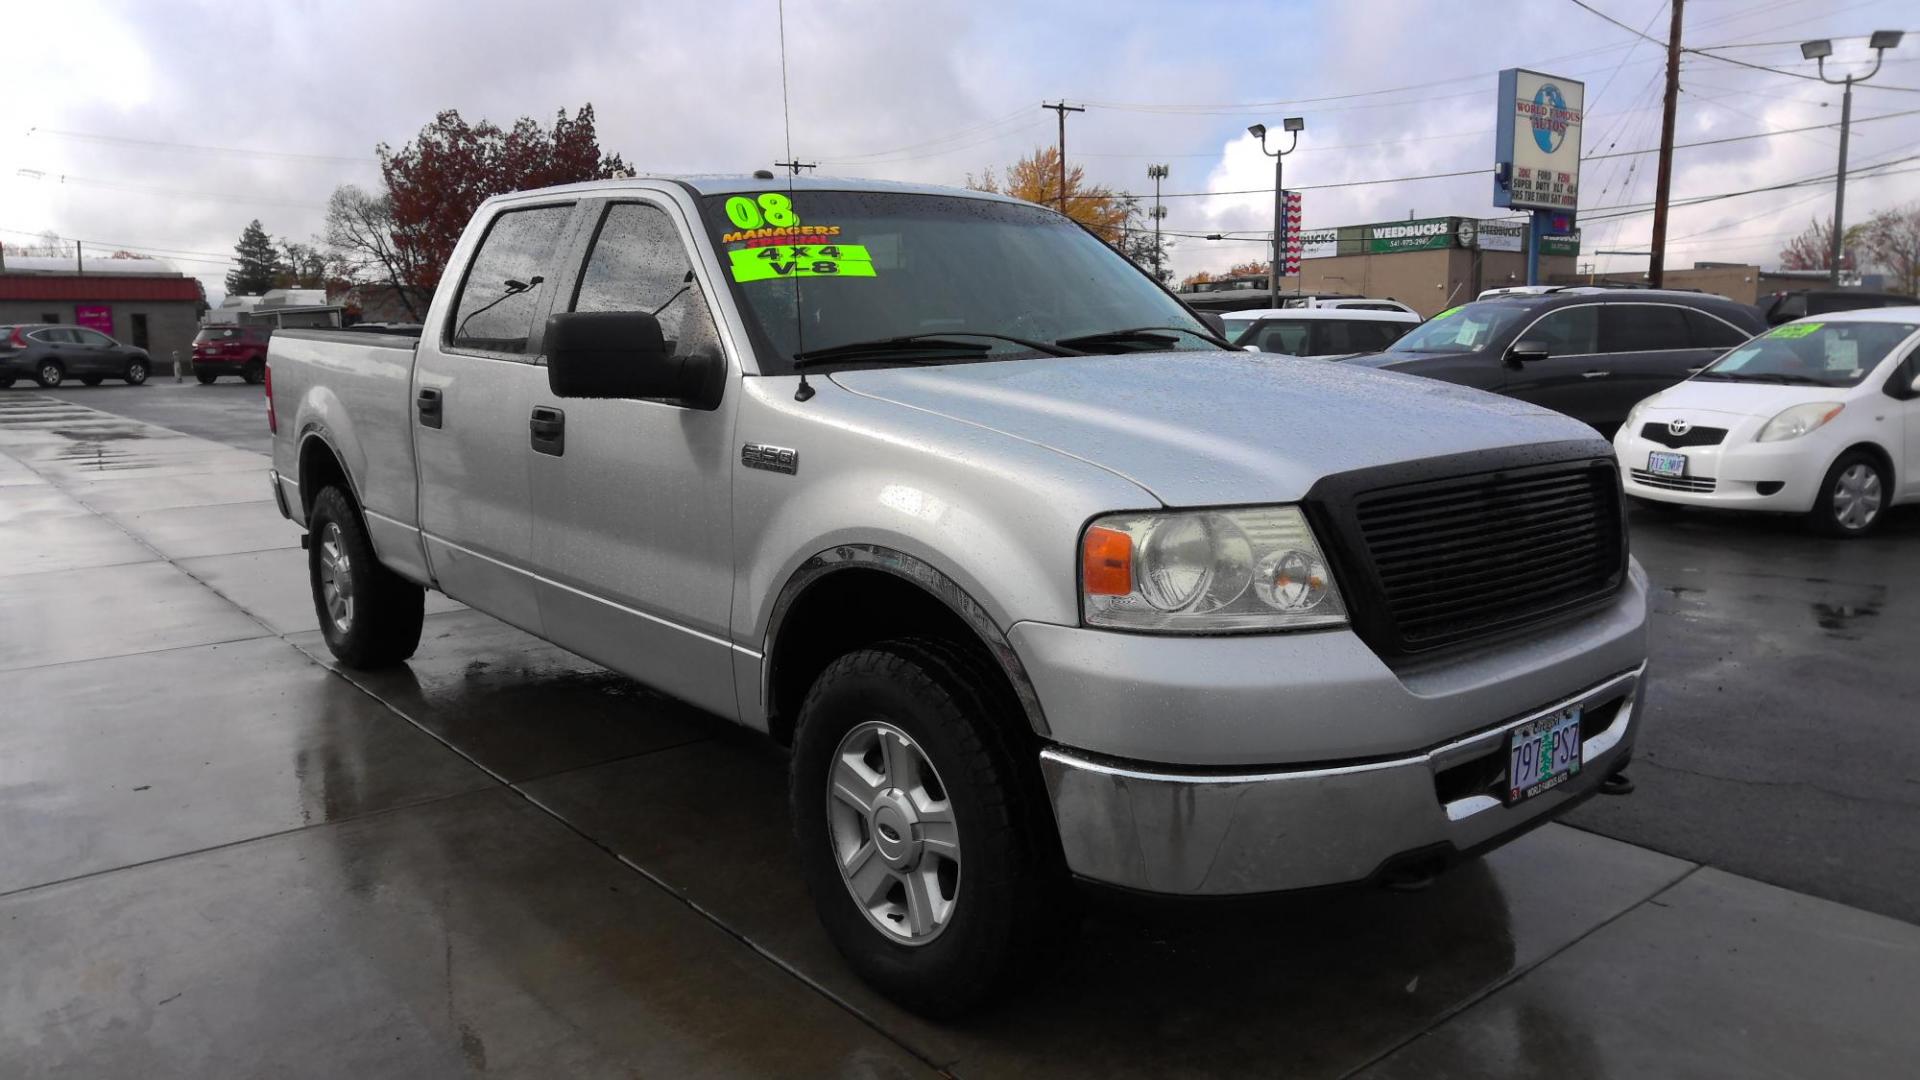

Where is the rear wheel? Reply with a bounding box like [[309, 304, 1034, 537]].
[[307, 486, 425, 667], [34, 361, 63, 388], [196, 372, 220, 385], [0, 378, 14, 389], [790, 637, 1074, 1017], [1809, 451, 1888, 538], [80, 376, 103, 386], [124, 359, 149, 385], [242, 361, 265, 385]]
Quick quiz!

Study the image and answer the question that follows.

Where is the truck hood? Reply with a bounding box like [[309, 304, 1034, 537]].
[[830, 352, 1597, 506]]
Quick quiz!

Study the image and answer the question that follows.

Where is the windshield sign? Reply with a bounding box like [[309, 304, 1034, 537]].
[[699, 190, 1214, 374], [1700, 321, 1917, 388], [1388, 302, 1531, 354]]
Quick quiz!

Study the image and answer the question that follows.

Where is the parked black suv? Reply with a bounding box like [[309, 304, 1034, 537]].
[[0, 325, 153, 388], [1760, 289, 1917, 326], [1338, 288, 1766, 436]]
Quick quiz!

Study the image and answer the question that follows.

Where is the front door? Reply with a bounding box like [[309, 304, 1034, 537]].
[[413, 198, 582, 634], [528, 197, 741, 719], [1504, 304, 1609, 431]]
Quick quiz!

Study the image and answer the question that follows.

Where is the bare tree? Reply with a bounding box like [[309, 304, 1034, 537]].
[[1858, 202, 1920, 297], [321, 185, 428, 321], [1779, 216, 1864, 272]]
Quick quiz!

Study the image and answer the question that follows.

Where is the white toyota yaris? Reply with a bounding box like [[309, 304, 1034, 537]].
[[1615, 307, 1920, 537]]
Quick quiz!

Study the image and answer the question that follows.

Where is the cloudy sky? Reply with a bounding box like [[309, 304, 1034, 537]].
[[6, 0, 1917, 303]]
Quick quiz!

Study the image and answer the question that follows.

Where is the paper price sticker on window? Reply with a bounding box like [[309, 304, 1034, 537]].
[[729, 244, 876, 283], [1769, 322, 1824, 339]]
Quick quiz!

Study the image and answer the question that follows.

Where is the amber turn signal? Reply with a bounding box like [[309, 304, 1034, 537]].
[[1082, 525, 1134, 596]]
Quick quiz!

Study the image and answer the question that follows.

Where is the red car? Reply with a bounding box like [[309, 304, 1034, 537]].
[[191, 324, 271, 383]]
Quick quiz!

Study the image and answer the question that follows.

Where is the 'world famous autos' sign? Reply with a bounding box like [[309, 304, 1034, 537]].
[[1494, 69, 1584, 213]]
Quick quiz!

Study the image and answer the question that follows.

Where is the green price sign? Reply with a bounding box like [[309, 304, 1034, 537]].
[[729, 244, 875, 282], [1769, 322, 1823, 339], [724, 193, 799, 230], [1432, 305, 1464, 320]]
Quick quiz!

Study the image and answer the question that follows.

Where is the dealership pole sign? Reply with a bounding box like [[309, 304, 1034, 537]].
[[1493, 68, 1583, 212]]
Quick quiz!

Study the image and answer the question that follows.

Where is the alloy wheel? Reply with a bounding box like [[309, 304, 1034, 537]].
[[1832, 463, 1883, 531], [38, 363, 62, 387], [826, 719, 962, 945], [316, 521, 355, 633]]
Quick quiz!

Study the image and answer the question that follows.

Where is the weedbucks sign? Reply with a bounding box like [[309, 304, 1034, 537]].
[[1365, 218, 1456, 254]]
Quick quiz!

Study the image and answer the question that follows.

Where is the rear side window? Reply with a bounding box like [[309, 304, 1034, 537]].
[[570, 202, 723, 364], [1684, 309, 1748, 349], [1314, 319, 1400, 354], [448, 203, 575, 355], [1601, 304, 1688, 353], [33, 328, 79, 344]]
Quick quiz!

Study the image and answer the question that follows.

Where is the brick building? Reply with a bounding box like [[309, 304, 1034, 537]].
[[0, 256, 207, 362]]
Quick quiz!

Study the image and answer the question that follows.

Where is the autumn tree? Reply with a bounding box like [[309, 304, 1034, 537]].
[[1226, 260, 1272, 278], [1858, 202, 1920, 296], [274, 240, 329, 289], [1779, 216, 1864, 272], [968, 147, 1172, 277], [225, 219, 279, 295], [378, 104, 629, 290], [1180, 270, 1215, 288]]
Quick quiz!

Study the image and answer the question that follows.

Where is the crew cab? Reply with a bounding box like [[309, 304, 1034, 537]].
[[267, 176, 1649, 1015]]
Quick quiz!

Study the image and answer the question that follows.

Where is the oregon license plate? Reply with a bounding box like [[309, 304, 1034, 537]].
[[1508, 707, 1582, 804], [1647, 451, 1687, 477]]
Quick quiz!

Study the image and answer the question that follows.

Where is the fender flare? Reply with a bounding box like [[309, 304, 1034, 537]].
[[762, 543, 1051, 737]]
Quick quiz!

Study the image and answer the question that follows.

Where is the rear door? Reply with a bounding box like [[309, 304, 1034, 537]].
[[526, 197, 742, 718], [1599, 303, 1724, 424], [413, 198, 584, 633]]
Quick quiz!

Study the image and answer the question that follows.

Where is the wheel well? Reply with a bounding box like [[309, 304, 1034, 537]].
[[1839, 442, 1895, 489], [297, 436, 352, 522], [765, 567, 1008, 746]]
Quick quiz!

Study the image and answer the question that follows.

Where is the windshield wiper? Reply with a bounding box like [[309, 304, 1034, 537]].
[[1698, 371, 1826, 385], [1053, 325, 1234, 351], [792, 332, 1078, 370]]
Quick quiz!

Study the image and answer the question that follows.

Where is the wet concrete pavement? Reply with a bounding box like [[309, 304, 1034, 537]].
[[4, 388, 1919, 1077]]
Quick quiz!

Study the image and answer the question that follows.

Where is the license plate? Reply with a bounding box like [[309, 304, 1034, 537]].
[[1647, 451, 1687, 477], [1508, 707, 1582, 804]]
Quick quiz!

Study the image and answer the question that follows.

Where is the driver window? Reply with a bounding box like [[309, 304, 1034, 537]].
[[1528, 306, 1598, 356], [573, 202, 722, 363]]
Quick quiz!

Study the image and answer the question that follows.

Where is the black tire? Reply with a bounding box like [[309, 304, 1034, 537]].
[[124, 359, 149, 385], [790, 637, 1074, 1017], [0, 378, 14, 389], [33, 361, 63, 388], [242, 361, 265, 385], [80, 376, 104, 386], [1808, 450, 1889, 538], [306, 486, 425, 667], [196, 372, 220, 385]]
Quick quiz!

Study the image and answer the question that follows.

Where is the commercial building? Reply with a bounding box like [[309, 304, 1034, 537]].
[[1288, 217, 1577, 317], [0, 255, 206, 362]]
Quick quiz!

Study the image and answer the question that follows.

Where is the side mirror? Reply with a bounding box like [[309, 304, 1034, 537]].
[[1507, 340, 1551, 364], [545, 311, 722, 409], [1910, 372, 1920, 395], [1195, 311, 1228, 337]]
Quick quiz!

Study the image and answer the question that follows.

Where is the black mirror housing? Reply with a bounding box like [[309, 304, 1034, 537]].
[[1196, 311, 1228, 338], [545, 311, 723, 409], [1508, 340, 1551, 364]]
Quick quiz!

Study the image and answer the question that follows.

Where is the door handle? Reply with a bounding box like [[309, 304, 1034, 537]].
[[416, 387, 443, 429], [1581, 370, 1610, 379], [529, 406, 565, 456]]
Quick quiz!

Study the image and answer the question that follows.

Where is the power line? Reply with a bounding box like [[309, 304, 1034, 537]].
[[1587, 106, 1920, 160], [22, 126, 375, 164], [0, 225, 237, 267], [14, 170, 330, 211]]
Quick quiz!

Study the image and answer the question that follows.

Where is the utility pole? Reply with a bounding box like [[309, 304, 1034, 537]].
[[1042, 101, 1084, 215], [1148, 164, 1170, 282], [1805, 31, 1904, 285], [775, 160, 817, 175], [75, 239, 83, 275], [1648, 0, 1684, 288]]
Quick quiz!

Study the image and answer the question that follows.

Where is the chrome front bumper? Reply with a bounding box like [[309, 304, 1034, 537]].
[[1039, 664, 1643, 895]]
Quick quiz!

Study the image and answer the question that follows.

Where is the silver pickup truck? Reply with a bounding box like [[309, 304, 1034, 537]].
[[267, 175, 1648, 1015]]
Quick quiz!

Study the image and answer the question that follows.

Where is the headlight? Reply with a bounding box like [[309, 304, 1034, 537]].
[[1081, 506, 1347, 632], [1622, 397, 1653, 436], [1756, 402, 1844, 442]]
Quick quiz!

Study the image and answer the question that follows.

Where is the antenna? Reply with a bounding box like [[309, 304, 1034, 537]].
[[777, 0, 814, 402]]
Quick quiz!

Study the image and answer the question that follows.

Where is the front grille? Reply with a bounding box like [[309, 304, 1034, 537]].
[[1630, 469, 1716, 493], [1346, 460, 1626, 653], [1640, 422, 1727, 449]]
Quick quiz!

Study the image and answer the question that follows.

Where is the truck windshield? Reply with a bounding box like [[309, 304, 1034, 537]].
[[1697, 320, 1917, 387], [1386, 302, 1532, 354], [697, 190, 1214, 374]]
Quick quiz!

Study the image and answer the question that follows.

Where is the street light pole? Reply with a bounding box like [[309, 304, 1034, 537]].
[[1804, 32, 1904, 286], [1251, 118, 1305, 309]]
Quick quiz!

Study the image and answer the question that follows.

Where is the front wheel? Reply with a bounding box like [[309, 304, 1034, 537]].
[[34, 361, 63, 388], [790, 638, 1074, 1017], [306, 486, 425, 667], [1809, 451, 1888, 537], [196, 372, 220, 385], [0, 378, 14, 389], [242, 361, 265, 385], [124, 360, 149, 385]]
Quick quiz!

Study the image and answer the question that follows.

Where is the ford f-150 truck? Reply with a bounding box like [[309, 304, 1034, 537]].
[[267, 175, 1649, 1015]]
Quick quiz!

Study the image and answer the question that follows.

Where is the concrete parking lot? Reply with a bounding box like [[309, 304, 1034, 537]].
[[4, 384, 1918, 1078]]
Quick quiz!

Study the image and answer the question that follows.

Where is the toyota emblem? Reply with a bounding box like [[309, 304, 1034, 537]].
[[1667, 418, 1692, 437]]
